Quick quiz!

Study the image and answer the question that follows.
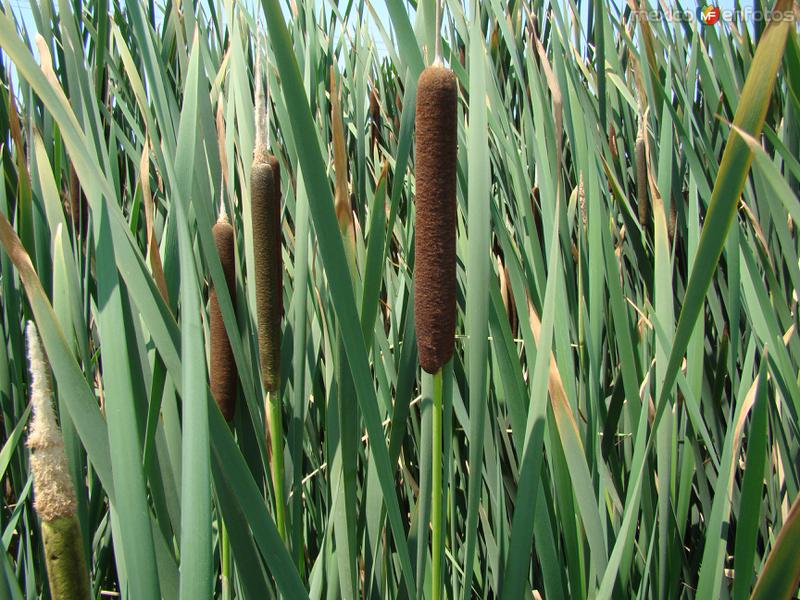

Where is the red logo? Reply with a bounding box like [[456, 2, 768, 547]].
[[701, 5, 721, 25]]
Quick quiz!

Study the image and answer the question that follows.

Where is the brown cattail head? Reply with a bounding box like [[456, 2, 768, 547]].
[[264, 152, 283, 304], [67, 163, 88, 237], [394, 90, 403, 131], [414, 64, 458, 374], [369, 86, 380, 153], [635, 127, 648, 227], [265, 153, 282, 207], [251, 161, 282, 392], [209, 214, 237, 421], [608, 123, 618, 162]]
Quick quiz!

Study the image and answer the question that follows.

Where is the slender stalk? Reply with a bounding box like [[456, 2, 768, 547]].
[[434, 0, 442, 64], [268, 389, 287, 542], [431, 368, 444, 600], [220, 418, 232, 600], [221, 519, 231, 600]]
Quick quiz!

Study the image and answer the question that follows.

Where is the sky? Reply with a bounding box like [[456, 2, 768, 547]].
[[2, 0, 765, 81], [6, 0, 756, 52]]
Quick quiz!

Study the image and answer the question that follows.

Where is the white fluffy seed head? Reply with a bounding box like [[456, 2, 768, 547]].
[[26, 322, 77, 522]]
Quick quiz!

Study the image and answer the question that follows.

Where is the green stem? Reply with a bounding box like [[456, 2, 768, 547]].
[[221, 519, 231, 600], [268, 389, 287, 542], [431, 368, 444, 600], [221, 418, 233, 600]]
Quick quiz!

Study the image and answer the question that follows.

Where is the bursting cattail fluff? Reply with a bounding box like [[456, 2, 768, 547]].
[[209, 209, 237, 421], [414, 64, 458, 374], [26, 322, 90, 600]]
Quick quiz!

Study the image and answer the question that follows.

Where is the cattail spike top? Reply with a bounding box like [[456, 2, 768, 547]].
[[253, 25, 273, 165], [218, 188, 228, 224], [26, 322, 77, 522], [414, 64, 458, 373], [433, 0, 443, 65]]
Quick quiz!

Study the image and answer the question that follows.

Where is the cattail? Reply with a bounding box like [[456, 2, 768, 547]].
[[26, 322, 90, 600], [608, 123, 619, 162], [369, 86, 380, 154], [414, 63, 458, 374], [209, 208, 237, 421], [252, 161, 281, 394], [252, 43, 282, 395], [68, 163, 88, 238], [393, 90, 402, 132], [635, 125, 648, 227], [668, 198, 677, 243], [251, 34, 288, 541]]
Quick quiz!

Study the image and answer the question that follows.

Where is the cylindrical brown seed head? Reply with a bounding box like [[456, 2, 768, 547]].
[[251, 161, 282, 392], [68, 162, 88, 237], [265, 152, 282, 270], [668, 199, 677, 242], [209, 219, 237, 421], [414, 65, 458, 374], [265, 153, 281, 206], [608, 124, 618, 162], [394, 90, 402, 131], [369, 87, 380, 152], [635, 135, 648, 227]]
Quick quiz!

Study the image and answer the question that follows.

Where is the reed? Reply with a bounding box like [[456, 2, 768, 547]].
[[26, 322, 90, 600], [414, 14, 458, 593], [251, 40, 286, 542]]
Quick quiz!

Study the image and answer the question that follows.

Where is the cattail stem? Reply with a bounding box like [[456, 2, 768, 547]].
[[431, 368, 444, 600], [434, 0, 442, 64], [267, 390, 287, 542], [221, 519, 231, 600]]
